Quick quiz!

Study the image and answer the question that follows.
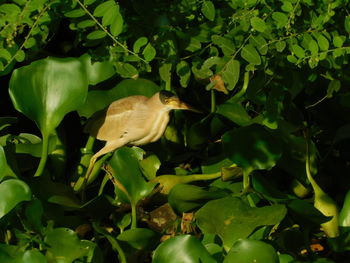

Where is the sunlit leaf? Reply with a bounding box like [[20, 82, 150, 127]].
[[133, 37, 148, 53], [224, 239, 279, 263], [153, 235, 216, 263], [79, 54, 115, 85], [93, 0, 114, 17], [0, 179, 32, 219], [86, 30, 106, 40], [196, 196, 287, 250], [317, 34, 329, 51], [250, 17, 266, 32]]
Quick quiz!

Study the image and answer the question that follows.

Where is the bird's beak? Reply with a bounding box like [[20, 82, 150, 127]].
[[178, 101, 202, 113]]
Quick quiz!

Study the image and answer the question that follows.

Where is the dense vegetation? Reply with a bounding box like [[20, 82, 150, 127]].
[[1, 0, 350, 262]]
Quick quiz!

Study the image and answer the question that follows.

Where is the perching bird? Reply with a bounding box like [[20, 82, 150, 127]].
[[81, 90, 199, 187]]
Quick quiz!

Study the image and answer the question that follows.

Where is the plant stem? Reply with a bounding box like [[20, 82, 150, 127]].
[[229, 71, 250, 103], [34, 133, 49, 177], [211, 89, 216, 113], [131, 202, 137, 229]]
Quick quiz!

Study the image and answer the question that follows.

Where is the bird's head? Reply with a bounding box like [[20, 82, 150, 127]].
[[159, 90, 200, 112]]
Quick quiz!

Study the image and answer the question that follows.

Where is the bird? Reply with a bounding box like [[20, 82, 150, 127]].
[[78, 90, 199, 190]]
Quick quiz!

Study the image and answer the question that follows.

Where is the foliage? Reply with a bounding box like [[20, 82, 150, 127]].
[[1, 0, 350, 262]]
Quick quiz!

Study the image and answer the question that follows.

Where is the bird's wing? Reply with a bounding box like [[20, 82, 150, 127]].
[[84, 96, 148, 141]]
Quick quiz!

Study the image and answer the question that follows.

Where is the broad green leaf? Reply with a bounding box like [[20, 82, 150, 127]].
[[152, 235, 216, 263], [291, 44, 305, 58], [45, 228, 93, 263], [241, 44, 261, 65], [168, 184, 227, 213], [272, 12, 288, 28], [0, 179, 32, 219], [142, 43, 156, 62], [110, 6, 123, 36], [217, 102, 251, 126], [108, 147, 156, 205], [86, 30, 106, 40], [308, 39, 319, 55], [9, 56, 88, 136], [222, 124, 283, 171], [79, 53, 115, 85], [77, 78, 160, 118], [133, 37, 148, 53], [64, 9, 85, 18], [93, 0, 114, 17], [0, 145, 16, 181], [176, 60, 191, 88], [196, 196, 287, 250], [117, 228, 158, 250], [0, 245, 47, 263], [333, 36, 344, 48], [317, 34, 329, 51], [250, 17, 266, 32], [221, 60, 240, 90], [115, 62, 138, 78], [139, 154, 161, 180], [201, 1, 215, 21], [224, 239, 279, 263]]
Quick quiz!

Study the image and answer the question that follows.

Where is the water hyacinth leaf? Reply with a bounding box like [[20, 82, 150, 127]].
[[224, 239, 279, 263], [108, 147, 156, 205], [9, 56, 88, 136], [176, 60, 191, 88], [0, 145, 16, 181], [0, 246, 47, 263], [339, 190, 350, 227], [201, 1, 215, 21], [222, 124, 283, 171], [117, 228, 158, 250], [45, 228, 93, 263], [0, 179, 32, 219], [250, 17, 266, 32], [241, 44, 261, 65], [139, 154, 161, 180], [221, 59, 240, 91], [196, 196, 287, 250], [79, 54, 115, 85], [152, 235, 216, 263]]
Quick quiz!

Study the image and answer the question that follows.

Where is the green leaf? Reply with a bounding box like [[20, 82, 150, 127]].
[[110, 6, 123, 36], [224, 239, 279, 263], [196, 196, 287, 250], [0, 145, 16, 181], [9, 57, 88, 136], [25, 199, 44, 233], [0, 179, 32, 219], [221, 60, 240, 91], [139, 154, 161, 180], [317, 34, 329, 51], [211, 35, 235, 56], [142, 43, 156, 62], [222, 124, 283, 171], [0, 48, 12, 61], [291, 44, 305, 58], [93, 0, 114, 17], [308, 39, 319, 55], [64, 9, 85, 18], [108, 147, 156, 205], [115, 62, 138, 78], [345, 16, 350, 33], [201, 1, 215, 21], [250, 17, 266, 32], [272, 12, 288, 28], [339, 190, 350, 227], [0, 246, 47, 263], [133, 37, 148, 53], [333, 36, 344, 48], [77, 19, 95, 29], [153, 235, 216, 263], [176, 60, 191, 88], [79, 54, 115, 85], [281, 1, 293, 12], [275, 41, 286, 52], [327, 79, 341, 98], [168, 184, 227, 213], [241, 44, 261, 65], [217, 102, 251, 126], [45, 228, 93, 263], [86, 30, 106, 40], [117, 228, 158, 250]]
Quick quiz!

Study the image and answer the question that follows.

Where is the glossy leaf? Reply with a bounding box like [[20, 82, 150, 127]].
[[108, 147, 156, 205], [224, 239, 279, 263], [117, 228, 158, 250], [9, 57, 88, 136], [196, 196, 287, 250], [0, 179, 32, 219], [201, 1, 215, 21], [339, 190, 350, 227], [152, 235, 216, 263], [0, 245, 47, 263], [45, 228, 94, 263], [222, 124, 283, 171]]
